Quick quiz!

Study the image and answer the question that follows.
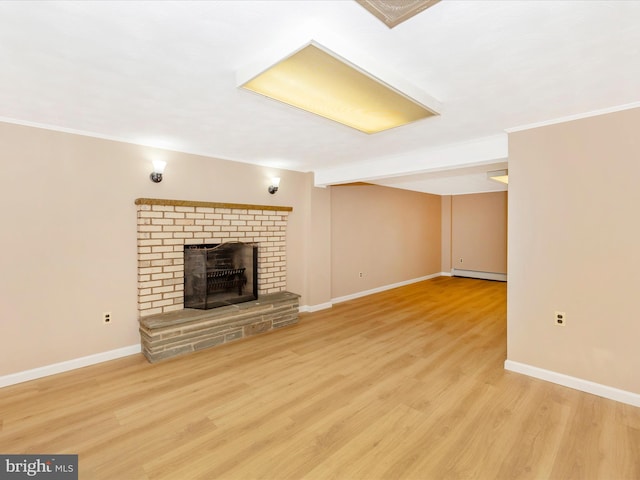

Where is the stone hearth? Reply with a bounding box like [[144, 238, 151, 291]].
[[139, 291, 300, 362]]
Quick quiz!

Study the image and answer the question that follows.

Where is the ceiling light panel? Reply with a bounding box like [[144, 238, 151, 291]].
[[240, 43, 438, 134], [356, 0, 442, 28], [488, 169, 509, 184]]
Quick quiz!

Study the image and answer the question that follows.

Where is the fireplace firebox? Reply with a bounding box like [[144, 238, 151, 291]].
[[184, 242, 258, 309]]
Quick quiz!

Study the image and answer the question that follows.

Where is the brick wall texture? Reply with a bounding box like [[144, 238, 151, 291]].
[[136, 201, 289, 317]]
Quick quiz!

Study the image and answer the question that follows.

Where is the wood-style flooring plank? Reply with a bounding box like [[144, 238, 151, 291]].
[[0, 277, 639, 479]]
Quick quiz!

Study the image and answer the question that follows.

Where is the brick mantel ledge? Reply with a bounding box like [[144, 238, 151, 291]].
[[135, 198, 293, 212]]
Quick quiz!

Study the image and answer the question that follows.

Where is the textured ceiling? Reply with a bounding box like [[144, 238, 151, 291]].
[[0, 1, 639, 195]]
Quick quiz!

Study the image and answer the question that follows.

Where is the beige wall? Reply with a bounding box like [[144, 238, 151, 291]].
[[441, 195, 452, 272], [300, 183, 333, 307], [0, 121, 331, 376], [508, 107, 640, 393], [451, 192, 508, 274], [330, 184, 441, 298]]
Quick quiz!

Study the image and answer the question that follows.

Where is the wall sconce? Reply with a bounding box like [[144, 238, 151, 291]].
[[268, 177, 281, 194], [150, 160, 167, 183]]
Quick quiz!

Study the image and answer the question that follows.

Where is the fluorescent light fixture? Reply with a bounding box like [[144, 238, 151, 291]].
[[488, 169, 508, 184], [240, 42, 438, 134], [356, 0, 442, 28]]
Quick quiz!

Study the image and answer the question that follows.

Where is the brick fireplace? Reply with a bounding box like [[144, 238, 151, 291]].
[[135, 198, 299, 362]]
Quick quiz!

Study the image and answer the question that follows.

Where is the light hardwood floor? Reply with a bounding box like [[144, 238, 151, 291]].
[[1, 277, 639, 479]]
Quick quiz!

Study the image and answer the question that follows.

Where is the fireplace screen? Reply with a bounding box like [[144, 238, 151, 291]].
[[184, 242, 258, 309]]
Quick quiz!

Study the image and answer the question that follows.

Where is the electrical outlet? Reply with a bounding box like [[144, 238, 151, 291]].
[[554, 311, 566, 327], [103, 312, 112, 325], [459, 258, 463, 263], [358, 272, 364, 278]]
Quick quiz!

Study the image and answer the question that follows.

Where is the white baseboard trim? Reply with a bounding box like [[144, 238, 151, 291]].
[[299, 302, 333, 313], [504, 360, 640, 408], [0, 344, 142, 389], [452, 269, 507, 282], [331, 272, 442, 305], [302, 273, 448, 312]]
